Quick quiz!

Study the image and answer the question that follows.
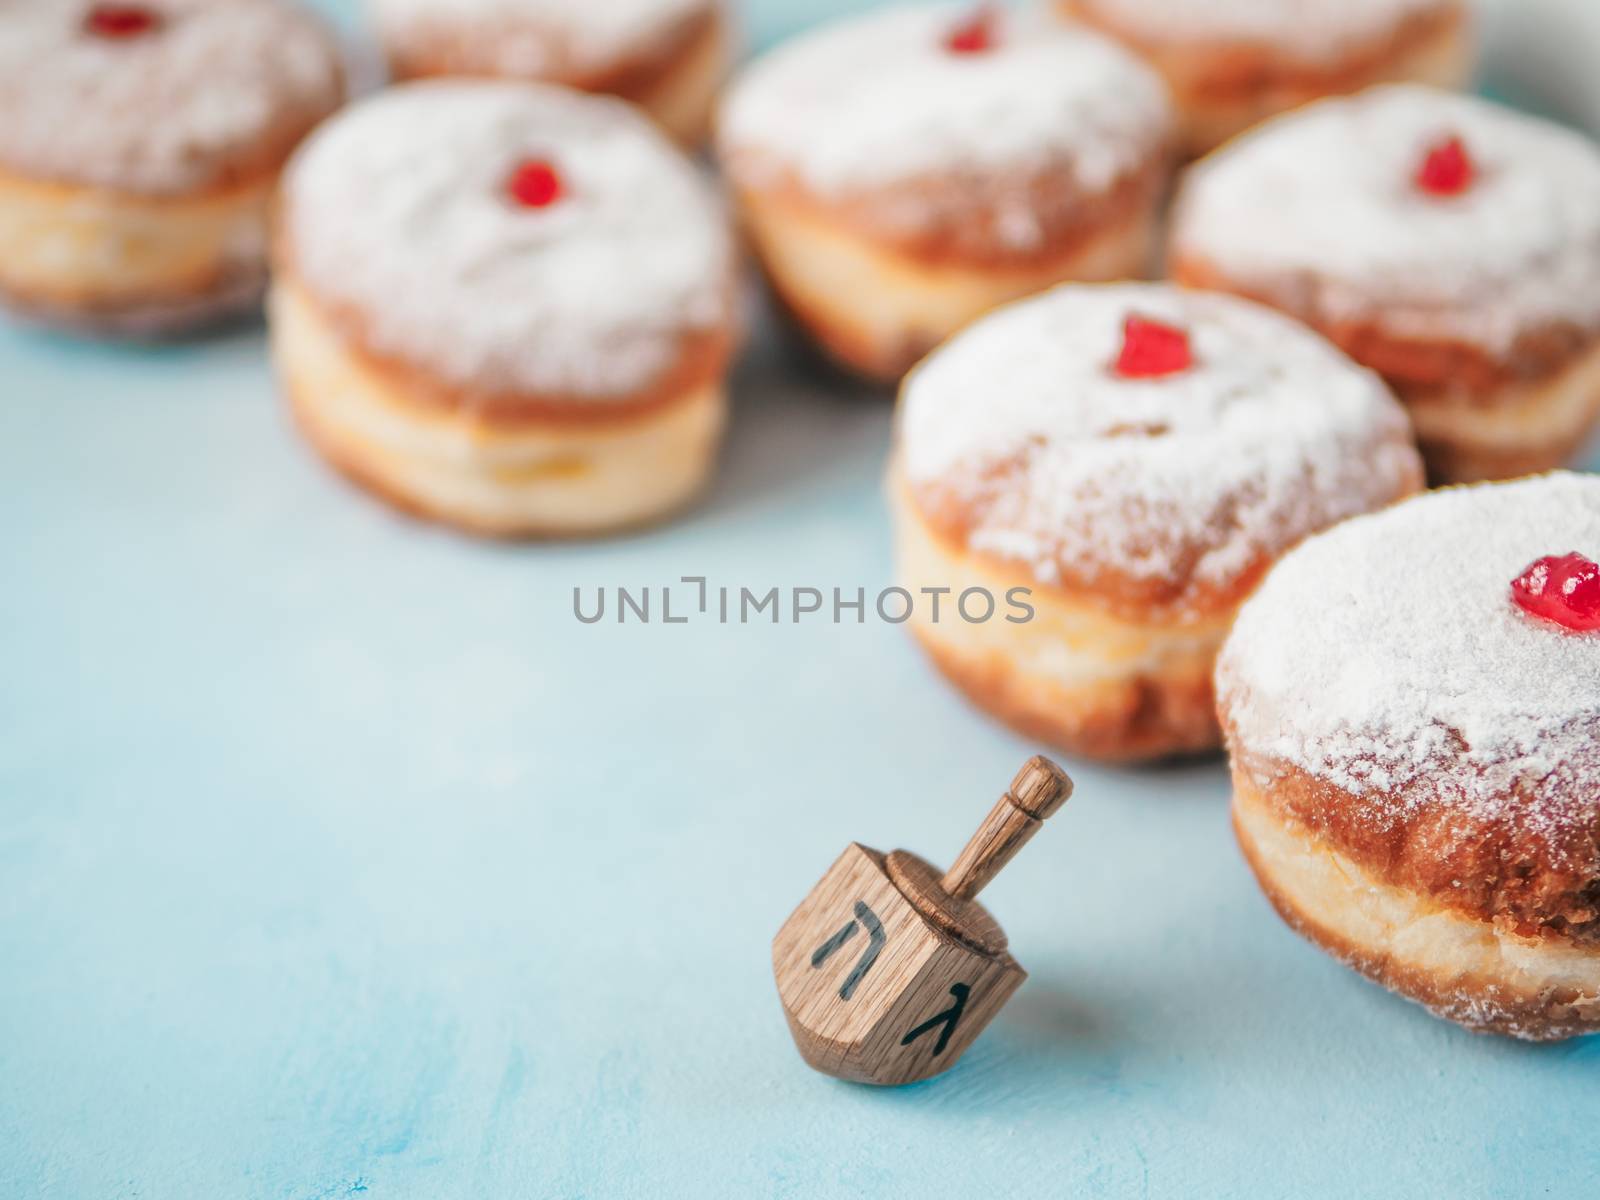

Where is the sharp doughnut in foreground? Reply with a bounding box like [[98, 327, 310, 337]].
[[1218, 473, 1600, 1039]]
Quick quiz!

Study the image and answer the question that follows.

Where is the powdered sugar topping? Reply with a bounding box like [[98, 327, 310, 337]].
[[368, 0, 712, 77], [282, 81, 735, 401], [718, 5, 1171, 203], [0, 0, 343, 194], [1073, 0, 1452, 61], [900, 283, 1420, 601], [1219, 473, 1600, 828], [1173, 85, 1600, 355]]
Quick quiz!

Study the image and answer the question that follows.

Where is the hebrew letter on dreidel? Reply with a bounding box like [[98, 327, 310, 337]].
[[808, 901, 885, 1000], [900, 983, 970, 1057], [772, 756, 1073, 1085]]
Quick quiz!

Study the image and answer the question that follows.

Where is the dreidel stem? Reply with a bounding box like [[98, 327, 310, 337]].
[[939, 756, 1072, 902]]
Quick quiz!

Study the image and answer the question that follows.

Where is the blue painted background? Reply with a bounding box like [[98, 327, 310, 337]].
[[2, 3, 1597, 1197]]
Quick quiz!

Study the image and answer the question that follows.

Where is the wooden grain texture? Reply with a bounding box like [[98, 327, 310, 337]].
[[885, 849, 1007, 955], [773, 758, 1072, 1084], [941, 756, 1073, 901], [772, 844, 1024, 1085]]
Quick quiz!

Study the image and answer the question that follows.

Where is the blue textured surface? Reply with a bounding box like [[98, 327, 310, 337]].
[[3, 3, 1599, 1198]]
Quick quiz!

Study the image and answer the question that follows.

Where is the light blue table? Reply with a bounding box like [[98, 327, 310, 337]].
[[3, 4, 1597, 1197]]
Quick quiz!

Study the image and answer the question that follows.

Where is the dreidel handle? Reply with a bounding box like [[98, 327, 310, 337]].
[[939, 756, 1072, 902]]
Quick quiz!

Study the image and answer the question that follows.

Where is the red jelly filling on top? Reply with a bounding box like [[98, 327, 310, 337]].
[[84, 3, 161, 39], [1416, 135, 1475, 197], [507, 159, 564, 209], [1114, 315, 1192, 379], [945, 7, 998, 54], [1511, 552, 1600, 632]]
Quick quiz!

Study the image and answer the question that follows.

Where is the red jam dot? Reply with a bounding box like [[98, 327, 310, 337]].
[[1114, 314, 1193, 379], [944, 6, 998, 54], [1416, 134, 1475, 197], [84, 3, 161, 38], [1511, 552, 1600, 632], [507, 159, 563, 209]]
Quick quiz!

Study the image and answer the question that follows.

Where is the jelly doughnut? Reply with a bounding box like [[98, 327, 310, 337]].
[[368, 0, 729, 145], [271, 81, 739, 537], [891, 282, 1422, 760], [0, 0, 343, 335], [718, 4, 1174, 384], [1172, 85, 1600, 482], [1219, 473, 1600, 1039], [1057, 0, 1472, 156]]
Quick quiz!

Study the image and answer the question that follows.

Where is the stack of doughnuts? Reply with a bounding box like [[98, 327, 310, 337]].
[[270, 81, 739, 537], [718, 4, 1174, 383], [1219, 473, 1600, 1039], [1056, 0, 1474, 157], [366, 0, 730, 145], [0, 0, 344, 335], [891, 282, 1422, 761]]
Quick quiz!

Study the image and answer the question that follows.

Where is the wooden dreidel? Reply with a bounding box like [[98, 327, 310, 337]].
[[772, 756, 1072, 1085]]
